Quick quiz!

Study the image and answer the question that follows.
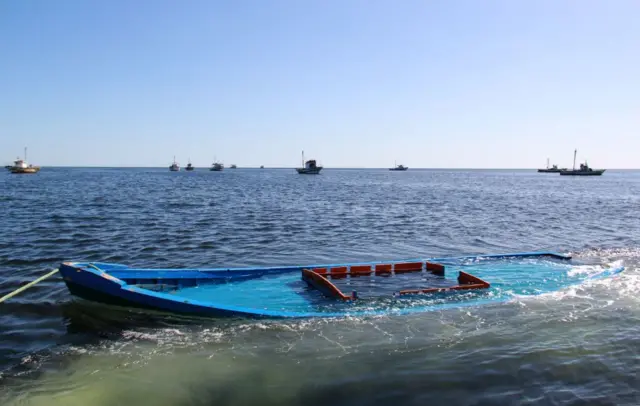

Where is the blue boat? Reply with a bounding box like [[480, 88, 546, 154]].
[[58, 251, 624, 319]]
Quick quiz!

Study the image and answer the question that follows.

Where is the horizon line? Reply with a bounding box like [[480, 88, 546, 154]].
[[10, 166, 636, 170]]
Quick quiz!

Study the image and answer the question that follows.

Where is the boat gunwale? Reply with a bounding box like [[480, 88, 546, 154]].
[[64, 251, 572, 275]]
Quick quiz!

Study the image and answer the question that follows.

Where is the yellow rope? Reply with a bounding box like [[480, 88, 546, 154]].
[[0, 268, 59, 304]]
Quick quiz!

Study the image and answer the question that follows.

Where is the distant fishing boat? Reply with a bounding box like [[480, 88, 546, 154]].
[[260, 165, 264, 169], [210, 162, 224, 171], [230, 164, 237, 169], [537, 158, 565, 173], [185, 159, 194, 171], [389, 161, 408, 171], [296, 150, 322, 174], [9, 147, 40, 174], [169, 156, 180, 171], [559, 150, 605, 176]]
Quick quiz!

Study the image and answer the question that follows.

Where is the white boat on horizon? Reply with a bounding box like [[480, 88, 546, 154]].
[[169, 156, 180, 171], [8, 147, 40, 174]]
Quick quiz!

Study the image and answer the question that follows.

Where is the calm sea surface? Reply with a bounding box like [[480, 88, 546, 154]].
[[1, 168, 639, 405]]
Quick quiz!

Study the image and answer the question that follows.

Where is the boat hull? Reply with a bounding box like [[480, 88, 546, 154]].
[[10, 167, 40, 174], [58, 251, 623, 319], [559, 170, 605, 176], [296, 168, 322, 174], [63, 274, 259, 318]]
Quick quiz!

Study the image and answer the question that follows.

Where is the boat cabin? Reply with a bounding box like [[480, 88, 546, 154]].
[[13, 158, 28, 169]]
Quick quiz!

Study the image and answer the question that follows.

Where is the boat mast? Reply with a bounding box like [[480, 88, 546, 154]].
[[302, 150, 304, 167], [546, 157, 549, 169], [573, 149, 577, 171]]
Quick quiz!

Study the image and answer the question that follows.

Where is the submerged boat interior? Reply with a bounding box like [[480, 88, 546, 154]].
[[301, 261, 489, 301]]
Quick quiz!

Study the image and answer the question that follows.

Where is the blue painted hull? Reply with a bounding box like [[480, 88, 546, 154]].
[[58, 251, 624, 319]]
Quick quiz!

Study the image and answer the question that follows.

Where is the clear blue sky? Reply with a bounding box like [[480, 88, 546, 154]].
[[1, 0, 638, 168]]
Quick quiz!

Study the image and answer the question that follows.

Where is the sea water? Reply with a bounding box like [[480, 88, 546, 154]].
[[1, 168, 639, 405]]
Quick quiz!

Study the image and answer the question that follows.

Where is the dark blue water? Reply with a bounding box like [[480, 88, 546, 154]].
[[1, 168, 639, 405]]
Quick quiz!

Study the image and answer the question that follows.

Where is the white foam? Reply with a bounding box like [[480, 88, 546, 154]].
[[567, 264, 606, 278]]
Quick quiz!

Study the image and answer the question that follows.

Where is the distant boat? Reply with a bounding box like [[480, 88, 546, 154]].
[[230, 164, 237, 169], [260, 165, 264, 169], [537, 158, 566, 173], [389, 161, 408, 171], [296, 150, 322, 174], [9, 147, 40, 174], [559, 149, 605, 176], [210, 162, 224, 171], [169, 156, 180, 171], [185, 158, 194, 171]]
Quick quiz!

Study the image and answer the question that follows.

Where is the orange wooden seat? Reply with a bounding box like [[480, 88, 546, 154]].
[[397, 271, 490, 296], [394, 262, 423, 273], [311, 268, 328, 275], [425, 262, 445, 275], [329, 266, 348, 278], [350, 265, 372, 276], [374, 264, 392, 275], [301, 269, 351, 301], [458, 271, 490, 287]]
